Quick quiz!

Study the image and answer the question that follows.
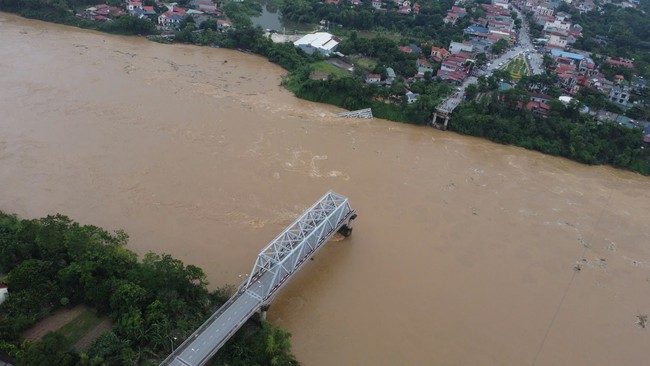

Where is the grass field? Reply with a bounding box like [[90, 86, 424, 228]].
[[311, 61, 349, 78], [504, 56, 529, 79], [356, 30, 402, 41], [55, 309, 105, 349], [350, 56, 377, 70]]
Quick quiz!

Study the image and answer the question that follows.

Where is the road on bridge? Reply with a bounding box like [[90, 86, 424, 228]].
[[167, 270, 282, 366]]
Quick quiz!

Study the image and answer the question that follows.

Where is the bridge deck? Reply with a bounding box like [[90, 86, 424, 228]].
[[336, 108, 373, 119], [161, 191, 355, 366]]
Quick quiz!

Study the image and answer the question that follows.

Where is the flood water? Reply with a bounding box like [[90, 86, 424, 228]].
[[251, 3, 313, 34], [1, 13, 650, 365]]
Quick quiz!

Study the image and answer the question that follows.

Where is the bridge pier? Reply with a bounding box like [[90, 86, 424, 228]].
[[432, 111, 450, 131], [337, 213, 357, 237], [259, 305, 270, 321], [433, 95, 461, 130]]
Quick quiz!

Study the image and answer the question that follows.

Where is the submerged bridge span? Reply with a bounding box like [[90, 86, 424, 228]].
[[160, 191, 356, 366], [336, 108, 373, 119]]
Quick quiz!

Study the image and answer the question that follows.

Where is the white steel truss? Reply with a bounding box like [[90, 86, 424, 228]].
[[244, 191, 355, 301]]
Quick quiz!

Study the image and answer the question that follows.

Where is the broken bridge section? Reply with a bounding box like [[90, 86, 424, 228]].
[[160, 191, 356, 366], [336, 108, 373, 119]]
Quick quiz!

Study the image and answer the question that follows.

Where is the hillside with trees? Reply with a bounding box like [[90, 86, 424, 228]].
[[571, 1, 650, 79], [0, 212, 297, 365]]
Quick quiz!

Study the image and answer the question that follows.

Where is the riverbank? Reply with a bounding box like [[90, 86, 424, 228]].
[[3, 5, 648, 175]]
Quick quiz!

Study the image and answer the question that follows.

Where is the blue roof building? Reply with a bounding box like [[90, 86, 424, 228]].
[[550, 49, 594, 65]]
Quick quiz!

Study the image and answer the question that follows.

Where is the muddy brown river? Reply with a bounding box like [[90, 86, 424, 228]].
[[1, 13, 649, 365]]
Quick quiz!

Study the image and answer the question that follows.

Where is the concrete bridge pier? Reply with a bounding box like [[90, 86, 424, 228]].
[[259, 305, 270, 321], [337, 213, 357, 237], [432, 112, 450, 131]]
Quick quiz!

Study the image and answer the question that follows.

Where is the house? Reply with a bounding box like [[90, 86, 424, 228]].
[[294, 32, 339, 56], [372, 0, 382, 8], [398, 45, 413, 53], [530, 92, 553, 103], [366, 73, 382, 84], [430, 46, 450, 62], [526, 101, 550, 115], [158, 11, 183, 27], [543, 19, 571, 33], [386, 67, 396, 85], [547, 34, 568, 50], [408, 44, 422, 54], [492, 0, 509, 9], [217, 18, 233, 30], [129, 7, 147, 18], [606, 58, 635, 70], [416, 58, 433, 74], [535, 3, 554, 17], [127, 1, 143, 11], [444, 12, 459, 24], [608, 86, 630, 106], [436, 53, 469, 84], [406, 91, 419, 104], [464, 25, 489, 37], [193, 1, 220, 14], [449, 41, 473, 54], [397, 5, 412, 14], [143, 6, 156, 15]]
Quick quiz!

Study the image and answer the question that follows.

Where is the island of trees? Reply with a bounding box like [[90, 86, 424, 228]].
[[0, 211, 298, 365]]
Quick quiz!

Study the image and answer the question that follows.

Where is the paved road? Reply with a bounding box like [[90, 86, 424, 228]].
[[454, 7, 544, 100], [166, 268, 280, 366], [512, 7, 544, 75]]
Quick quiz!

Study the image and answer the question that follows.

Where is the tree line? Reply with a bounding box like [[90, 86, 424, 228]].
[[450, 89, 650, 175]]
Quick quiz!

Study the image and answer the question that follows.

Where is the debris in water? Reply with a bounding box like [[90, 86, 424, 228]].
[[636, 314, 647, 329]]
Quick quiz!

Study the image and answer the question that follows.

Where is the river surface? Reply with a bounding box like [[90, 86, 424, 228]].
[[1, 13, 650, 365]]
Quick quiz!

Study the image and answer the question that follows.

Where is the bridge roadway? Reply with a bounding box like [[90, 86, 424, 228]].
[[161, 191, 356, 366], [164, 272, 278, 365]]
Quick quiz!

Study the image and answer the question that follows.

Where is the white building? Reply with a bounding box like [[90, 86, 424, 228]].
[[406, 91, 419, 104], [548, 34, 568, 49], [449, 41, 473, 54], [543, 20, 571, 33], [492, 0, 509, 9], [294, 32, 340, 56]]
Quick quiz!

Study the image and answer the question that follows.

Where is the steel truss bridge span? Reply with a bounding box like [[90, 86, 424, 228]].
[[161, 191, 356, 366]]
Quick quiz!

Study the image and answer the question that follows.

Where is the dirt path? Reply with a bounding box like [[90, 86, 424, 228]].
[[22, 305, 86, 341], [74, 318, 113, 351]]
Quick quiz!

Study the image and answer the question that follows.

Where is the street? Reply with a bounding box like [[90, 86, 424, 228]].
[[456, 6, 544, 99]]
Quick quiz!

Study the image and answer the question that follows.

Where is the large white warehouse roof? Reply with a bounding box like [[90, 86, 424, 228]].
[[294, 32, 339, 55]]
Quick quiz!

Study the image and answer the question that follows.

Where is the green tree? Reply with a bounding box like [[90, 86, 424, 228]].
[[491, 39, 508, 54], [18, 332, 79, 366]]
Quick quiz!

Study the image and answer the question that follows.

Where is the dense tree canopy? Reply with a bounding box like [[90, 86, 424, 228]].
[[450, 91, 650, 174], [0, 212, 298, 365], [572, 3, 650, 78]]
